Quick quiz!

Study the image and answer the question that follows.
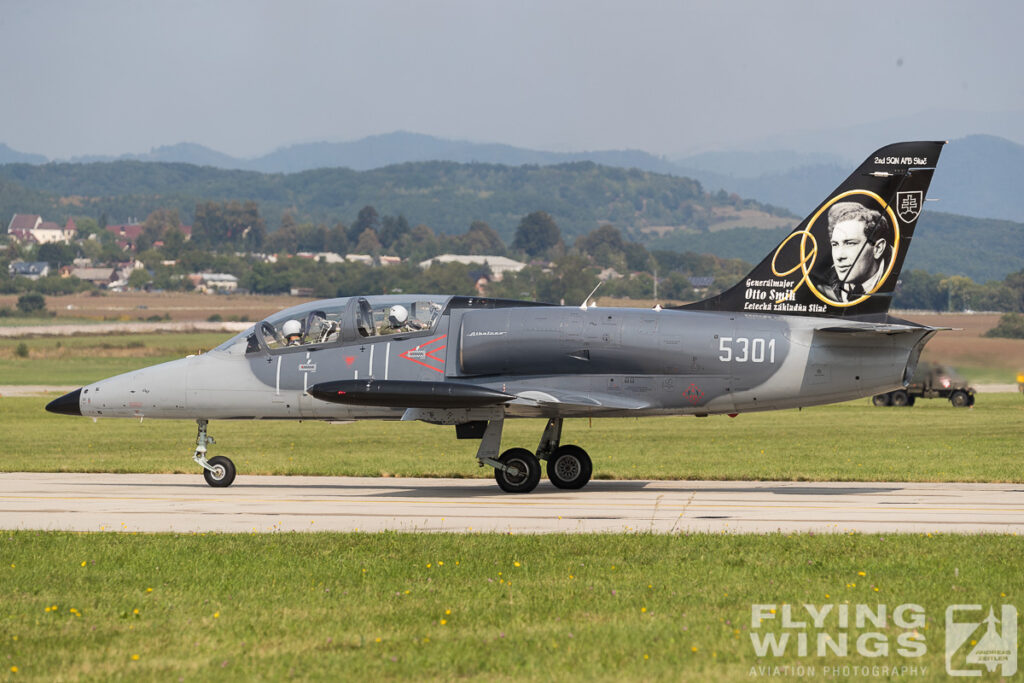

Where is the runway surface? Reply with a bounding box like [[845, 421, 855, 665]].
[[2, 473, 1024, 534]]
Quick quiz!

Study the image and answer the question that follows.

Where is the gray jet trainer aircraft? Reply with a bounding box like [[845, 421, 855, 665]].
[[47, 141, 946, 493]]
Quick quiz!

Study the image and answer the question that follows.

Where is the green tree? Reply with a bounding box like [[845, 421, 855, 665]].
[[348, 206, 380, 244], [893, 270, 946, 311], [512, 211, 562, 258], [984, 313, 1024, 339], [16, 293, 46, 315], [459, 221, 505, 255], [128, 268, 152, 290], [355, 228, 382, 255], [192, 201, 265, 252], [940, 275, 977, 311], [379, 215, 410, 249], [74, 217, 101, 238], [37, 241, 77, 269]]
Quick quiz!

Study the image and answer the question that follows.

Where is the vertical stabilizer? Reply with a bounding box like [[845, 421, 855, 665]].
[[679, 141, 945, 317]]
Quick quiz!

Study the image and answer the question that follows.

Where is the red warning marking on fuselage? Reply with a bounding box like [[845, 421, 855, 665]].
[[399, 335, 447, 373], [683, 383, 704, 404]]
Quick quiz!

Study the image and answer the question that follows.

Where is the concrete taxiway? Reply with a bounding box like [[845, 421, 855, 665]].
[[1, 473, 1023, 534]]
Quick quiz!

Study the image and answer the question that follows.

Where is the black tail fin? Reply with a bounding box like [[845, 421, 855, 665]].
[[679, 141, 945, 318]]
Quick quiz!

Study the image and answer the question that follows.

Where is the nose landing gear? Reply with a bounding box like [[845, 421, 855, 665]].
[[192, 419, 236, 487]]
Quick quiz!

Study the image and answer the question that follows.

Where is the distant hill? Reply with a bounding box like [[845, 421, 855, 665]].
[[0, 158, 773, 240], [249, 131, 683, 175], [0, 143, 46, 165], [17, 131, 682, 176], [4, 131, 1023, 222], [719, 107, 1024, 160]]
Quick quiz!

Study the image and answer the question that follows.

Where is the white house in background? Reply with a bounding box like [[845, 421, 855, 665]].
[[189, 272, 239, 293], [314, 252, 345, 264], [8, 261, 50, 280], [7, 214, 77, 244], [417, 254, 526, 281], [345, 254, 373, 265]]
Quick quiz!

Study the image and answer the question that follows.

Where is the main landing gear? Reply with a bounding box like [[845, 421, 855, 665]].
[[478, 418, 593, 494], [192, 419, 236, 487]]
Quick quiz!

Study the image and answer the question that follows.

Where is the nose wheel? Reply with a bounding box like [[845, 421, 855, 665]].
[[192, 419, 237, 487], [202, 456, 236, 488]]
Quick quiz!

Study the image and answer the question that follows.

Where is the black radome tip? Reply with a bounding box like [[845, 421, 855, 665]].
[[45, 388, 82, 416]]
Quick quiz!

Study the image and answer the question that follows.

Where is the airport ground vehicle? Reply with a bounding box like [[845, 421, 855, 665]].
[[872, 362, 975, 407]]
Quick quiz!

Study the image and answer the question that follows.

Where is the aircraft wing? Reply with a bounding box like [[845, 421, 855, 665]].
[[309, 379, 651, 414]]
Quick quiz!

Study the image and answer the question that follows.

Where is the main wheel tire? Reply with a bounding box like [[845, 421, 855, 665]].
[[494, 448, 541, 493], [890, 390, 910, 407], [950, 390, 970, 407], [203, 455, 236, 487], [547, 445, 593, 490], [872, 394, 891, 407]]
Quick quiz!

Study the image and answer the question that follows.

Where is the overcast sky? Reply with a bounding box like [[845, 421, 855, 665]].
[[2, 0, 1022, 160]]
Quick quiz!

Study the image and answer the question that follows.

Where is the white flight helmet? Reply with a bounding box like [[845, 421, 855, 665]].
[[282, 319, 302, 338], [388, 305, 409, 327]]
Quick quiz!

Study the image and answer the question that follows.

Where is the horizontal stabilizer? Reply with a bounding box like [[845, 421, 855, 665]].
[[512, 389, 652, 411], [309, 379, 515, 408], [817, 323, 944, 335]]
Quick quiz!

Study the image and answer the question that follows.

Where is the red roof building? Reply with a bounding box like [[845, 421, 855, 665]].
[[7, 214, 42, 233]]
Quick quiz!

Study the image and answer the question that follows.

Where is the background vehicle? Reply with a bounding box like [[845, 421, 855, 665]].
[[873, 362, 975, 407]]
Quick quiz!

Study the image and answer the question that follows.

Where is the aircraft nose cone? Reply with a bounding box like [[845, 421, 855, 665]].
[[46, 388, 82, 416]]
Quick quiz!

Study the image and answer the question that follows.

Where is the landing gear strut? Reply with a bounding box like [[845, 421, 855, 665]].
[[192, 419, 236, 487], [535, 419, 592, 489], [473, 416, 593, 493]]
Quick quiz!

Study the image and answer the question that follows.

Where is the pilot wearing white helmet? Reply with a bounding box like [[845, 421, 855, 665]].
[[378, 305, 417, 335], [282, 319, 303, 346]]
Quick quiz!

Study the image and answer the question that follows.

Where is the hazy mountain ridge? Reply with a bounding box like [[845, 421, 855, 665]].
[[2, 131, 1021, 222], [679, 135, 1024, 222], [0, 158, 725, 240]]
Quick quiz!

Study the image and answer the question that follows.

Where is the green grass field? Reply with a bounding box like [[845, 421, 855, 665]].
[[2, 532, 1020, 681], [0, 333, 229, 385], [4, 393, 1022, 483], [3, 330, 1022, 681]]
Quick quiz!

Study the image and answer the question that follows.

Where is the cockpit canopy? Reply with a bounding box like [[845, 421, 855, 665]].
[[213, 295, 452, 355]]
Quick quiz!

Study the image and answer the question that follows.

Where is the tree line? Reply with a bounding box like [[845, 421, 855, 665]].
[[4, 198, 1023, 314]]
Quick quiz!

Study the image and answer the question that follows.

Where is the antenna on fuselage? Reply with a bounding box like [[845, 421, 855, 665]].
[[579, 281, 603, 310]]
